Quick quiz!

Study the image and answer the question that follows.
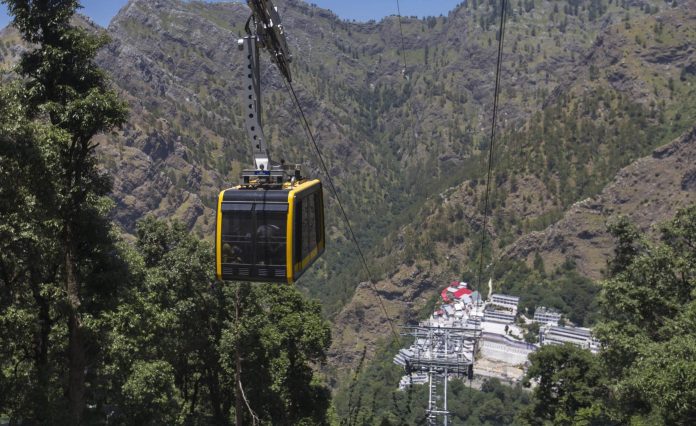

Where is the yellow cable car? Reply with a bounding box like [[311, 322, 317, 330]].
[[216, 179, 325, 283], [216, 0, 326, 283]]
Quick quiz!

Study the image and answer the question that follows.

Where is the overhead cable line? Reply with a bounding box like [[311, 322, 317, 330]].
[[395, 0, 408, 76], [476, 0, 508, 293], [469, 0, 509, 397], [282, 79, 400, 342]]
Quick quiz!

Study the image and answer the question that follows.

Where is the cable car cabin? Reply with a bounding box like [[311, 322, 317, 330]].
[[216, 179, 325, 283]]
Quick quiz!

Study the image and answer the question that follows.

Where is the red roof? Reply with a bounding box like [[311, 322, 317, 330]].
[[453, 288, 472, 299], [441, 288, 450, 303]]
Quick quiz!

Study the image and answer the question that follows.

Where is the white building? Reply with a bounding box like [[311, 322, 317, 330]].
[[483, 307, 516, 324], [534, 307, 562, 326], [540, 326, 599, 353], [491, 294, 520, 311], [480, 332, 538, 365]]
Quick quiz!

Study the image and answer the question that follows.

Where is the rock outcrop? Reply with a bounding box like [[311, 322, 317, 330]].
[[504, 127, 696, 280]]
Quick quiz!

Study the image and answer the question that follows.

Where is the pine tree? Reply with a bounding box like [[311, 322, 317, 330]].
[[2, 0, 127, 422]]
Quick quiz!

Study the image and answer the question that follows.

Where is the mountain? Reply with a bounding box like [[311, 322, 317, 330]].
[[83, 0, 644, 313], [505, 125, 696, 279], [2, 0, 695, 392], [328, 0, 696, 372]]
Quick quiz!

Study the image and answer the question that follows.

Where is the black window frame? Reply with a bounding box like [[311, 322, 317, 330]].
[[220, 201, 288, 279]]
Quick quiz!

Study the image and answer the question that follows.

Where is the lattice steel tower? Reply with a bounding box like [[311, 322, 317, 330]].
[[395, 325, 480, 425]]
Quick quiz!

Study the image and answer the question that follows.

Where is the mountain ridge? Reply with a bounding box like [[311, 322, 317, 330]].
[[328, 0, 696, 373], [505, 125, 696, 279]]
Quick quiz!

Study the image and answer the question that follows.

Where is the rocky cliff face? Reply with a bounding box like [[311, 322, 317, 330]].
[[505, 126, 696, 280]]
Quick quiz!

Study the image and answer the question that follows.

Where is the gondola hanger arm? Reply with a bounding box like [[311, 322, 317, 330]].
[[239, 0, 294, 181]]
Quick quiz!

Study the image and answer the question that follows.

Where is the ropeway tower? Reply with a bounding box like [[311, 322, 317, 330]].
[[395, 324, 481, 425]]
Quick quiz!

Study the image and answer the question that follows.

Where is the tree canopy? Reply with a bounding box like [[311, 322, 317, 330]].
[[0, 2, 333, 424], [523, 204, 696, 425]]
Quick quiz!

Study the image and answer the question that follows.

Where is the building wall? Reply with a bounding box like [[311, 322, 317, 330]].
[[491, 294, 520, 307], [534, 312, 561, 326], [540, 326, 598, 352], [484, 310, 516, 323], [480, 333, 537, 365]]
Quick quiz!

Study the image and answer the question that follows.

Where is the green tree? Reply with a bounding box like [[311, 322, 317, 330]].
[[521, 344, 608, 425], [522, 205, 696, 425], [104, 217, 333, 425], [0, 80, 67, 423], [103, 218, 227, 424], [218, 282, 332, 425], [523, 321, 541, 343], [120, 360, 182, 425], [605, 215, 643, 277], [596, 204, 696, 423], [1, 0, 128, 422]]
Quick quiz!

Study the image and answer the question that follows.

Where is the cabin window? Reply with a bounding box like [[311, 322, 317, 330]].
[[221, 203, 253, 265], [294, 190, 320, 264], [221, 203, 287, 268], [302, 192, 315, 260], [294, 200, 302, 266], [255, 204, 287, 267], [314, 190, 323, 247]]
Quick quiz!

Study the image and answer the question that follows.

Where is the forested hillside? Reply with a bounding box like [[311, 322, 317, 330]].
[[1, 0, 695, 424], [330, 0, 696, 375], [5, 0, 675, 313]]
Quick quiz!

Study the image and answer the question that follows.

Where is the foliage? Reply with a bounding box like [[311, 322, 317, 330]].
[[120, 360, 181, 425], [0, 211, 334, 424], [523, 204, 696, 425], [334, 339, 532, 425], [103, 217, 333, 425], [0, 0, 127, 422], [596, 204, 696, 424], [605, 216, 643, 277], [521, 344, 608, 425], [523, 321, 541, 344]]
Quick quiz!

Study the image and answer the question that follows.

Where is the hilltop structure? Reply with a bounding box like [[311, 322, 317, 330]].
[[396, 280, 599, 388], [533, 307, 562, 326], [540, 325, 600, 353]]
